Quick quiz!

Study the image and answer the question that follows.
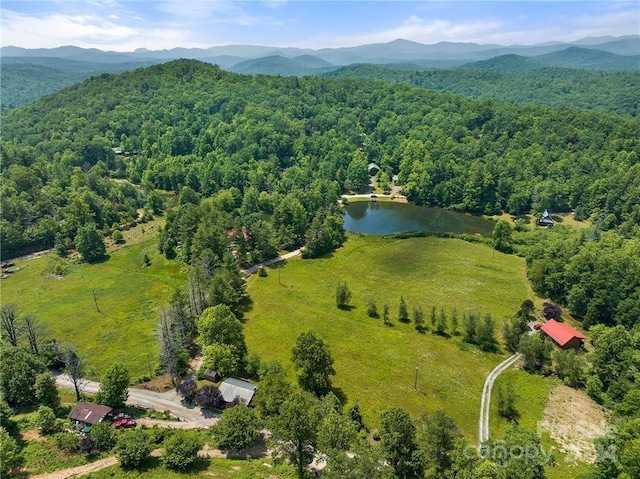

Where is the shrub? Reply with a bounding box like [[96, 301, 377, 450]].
[[176, 379, 197, 401], [213, 404, 261, 451], [54, 432, 81, 453], [80, 435, 95, 453], [35, 406, 57, 434], [336, 282, 352, 309], [543, 302, 562, 320], [115, 429, 152, 469], [194, 386, 223, 410], [0, 427, 21, 475], [111, 230, 124, 244], [90, 422, 116, 452], [366, 297, 378, 318], [162, 430, 203, 470]]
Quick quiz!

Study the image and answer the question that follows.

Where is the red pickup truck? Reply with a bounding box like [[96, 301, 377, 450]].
[[113, 415, 136, 428]]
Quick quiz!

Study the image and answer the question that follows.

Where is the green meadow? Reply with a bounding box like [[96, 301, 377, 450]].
[[0, 237, 185, 379], [244, 233, 532, 438]]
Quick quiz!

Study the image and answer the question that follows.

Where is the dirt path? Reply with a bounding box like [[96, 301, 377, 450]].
[[478, 353, 521, 446], [29, 440, 269, 479], [241, 248, 303, 277], [341, 193, 407, 201], [29, 456, 119, 479]]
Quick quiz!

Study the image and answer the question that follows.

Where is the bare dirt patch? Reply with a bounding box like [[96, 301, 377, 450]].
[[540, 384, 610, 463], [134, 373, 174, 393], [21, 429, 46, 442]]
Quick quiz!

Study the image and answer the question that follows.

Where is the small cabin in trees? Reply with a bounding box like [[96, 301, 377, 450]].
[[540, 319, 586, 350], [203, 369, 221, 383], [537, 210, 554, 227], [367, 162, 380, 176], [68, 402, 112, 428], [219, 377, 257, 407]]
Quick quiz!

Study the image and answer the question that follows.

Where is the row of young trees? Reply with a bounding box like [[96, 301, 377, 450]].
[[338, 284, 499, 352]]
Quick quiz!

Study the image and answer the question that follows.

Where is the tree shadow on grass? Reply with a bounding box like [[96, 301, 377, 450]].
[[87, 254, 111, 265], [223, 434, 270, 459], [238, 295, 254, 315], [331, 386, 348, 406], [185, 456, 212, 472], [338, 304, 356, 311]]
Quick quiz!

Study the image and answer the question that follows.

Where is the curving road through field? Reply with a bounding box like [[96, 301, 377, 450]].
[[478, 353, 521, 446]]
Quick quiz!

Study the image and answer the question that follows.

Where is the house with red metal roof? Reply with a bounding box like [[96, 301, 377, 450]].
[[540, 319, 586, 350]]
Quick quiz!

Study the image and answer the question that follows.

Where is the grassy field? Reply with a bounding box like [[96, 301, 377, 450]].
[[244, 233, 533, 438], [74, 457, 296, 479], [0, 221, 185, 379], [491, 370, 595, 479]]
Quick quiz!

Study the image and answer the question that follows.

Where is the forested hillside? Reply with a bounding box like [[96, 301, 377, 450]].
[[324, 63, 640, 116], [0, 57, 158, 113], [2, 59, 639, 326], [2, 57, 640, 479]]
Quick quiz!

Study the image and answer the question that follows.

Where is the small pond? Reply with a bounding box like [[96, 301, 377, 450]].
[[343, 201, 495, 236]]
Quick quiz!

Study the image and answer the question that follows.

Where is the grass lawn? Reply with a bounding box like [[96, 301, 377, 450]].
[[244, 233, 533, 438], [1, 223, 185, 379], [73, 457, 296, 479]]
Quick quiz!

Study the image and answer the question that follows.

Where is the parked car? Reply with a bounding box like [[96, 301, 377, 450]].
[[113, 414, 136, 428], [533, 323, 542, 330]]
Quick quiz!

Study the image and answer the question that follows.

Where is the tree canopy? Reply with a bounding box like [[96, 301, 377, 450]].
[[291, 330, 336, 396]]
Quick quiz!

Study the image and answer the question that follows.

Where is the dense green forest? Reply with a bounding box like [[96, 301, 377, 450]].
[[1, 58, 640, 479], [0, 57, 157, 113], [324, 62, 640, 116], [2, 59, 639, 327]]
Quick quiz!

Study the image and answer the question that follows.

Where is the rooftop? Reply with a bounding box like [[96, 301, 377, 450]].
[[68, 402, 113, 424], [540, 319, 586, 347], [219, 377, 257, 405]]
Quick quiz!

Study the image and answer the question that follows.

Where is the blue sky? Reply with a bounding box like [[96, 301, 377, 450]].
[[1, 1, 638, 51]]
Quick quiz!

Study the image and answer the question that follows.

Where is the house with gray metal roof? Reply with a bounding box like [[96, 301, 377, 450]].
[[68, 402, 112, 426], [219, 377, 257, 406]]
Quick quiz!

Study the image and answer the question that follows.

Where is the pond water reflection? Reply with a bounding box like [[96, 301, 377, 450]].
[[343, 201, 494, 236]]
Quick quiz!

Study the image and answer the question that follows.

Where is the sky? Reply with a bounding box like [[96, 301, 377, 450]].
[[1, 1, 638, 51]]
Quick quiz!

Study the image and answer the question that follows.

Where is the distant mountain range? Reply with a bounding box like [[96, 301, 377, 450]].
[[3, 35, 638, 65], [1, 36, 638, 112]]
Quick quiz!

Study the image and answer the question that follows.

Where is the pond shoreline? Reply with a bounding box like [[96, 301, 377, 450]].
[[343, 201, 495, 237]]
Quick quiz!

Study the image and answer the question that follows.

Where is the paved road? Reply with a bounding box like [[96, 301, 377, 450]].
[[54, 373, 218, 426], [478, 353, 522, 446]]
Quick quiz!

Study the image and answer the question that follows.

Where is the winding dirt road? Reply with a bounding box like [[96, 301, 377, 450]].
[[478, 353, 521, 446]]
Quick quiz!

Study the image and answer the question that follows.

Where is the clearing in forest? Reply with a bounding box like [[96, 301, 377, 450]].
[[244, 233, 531, 436]]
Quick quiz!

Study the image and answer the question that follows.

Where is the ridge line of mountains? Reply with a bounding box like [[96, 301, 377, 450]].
[[2, 35, 639, 68], [2, 36, 638, 114]]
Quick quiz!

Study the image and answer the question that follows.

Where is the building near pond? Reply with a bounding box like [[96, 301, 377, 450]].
[[537, 210, 554, 227]]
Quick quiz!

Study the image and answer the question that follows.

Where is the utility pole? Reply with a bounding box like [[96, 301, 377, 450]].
[[414, 365, 419, 390], [92, 290, 100, 312]]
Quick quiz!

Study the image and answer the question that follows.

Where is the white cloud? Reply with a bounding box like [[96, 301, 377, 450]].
[[0, 9, 203, 51], [300, 16, 505, 48], [297, 4, 639, 49], [158, 0, 286, 27]]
